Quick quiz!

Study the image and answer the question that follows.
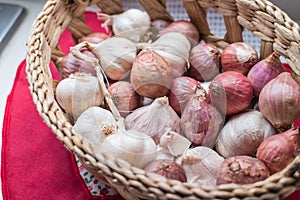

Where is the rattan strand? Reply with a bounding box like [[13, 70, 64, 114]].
[[26, 0, 300, 199]]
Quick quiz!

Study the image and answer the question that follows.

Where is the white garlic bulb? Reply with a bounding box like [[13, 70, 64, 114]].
[[215, 110, 277, 158], [55, 73, 103, 120], [150, 32, 191, 77], [74, 106, 118, 147], [125, 96, 180, 144], [100, 129, 157, 168], [176, 146, 224, 185], [99, 8, 151, 43]]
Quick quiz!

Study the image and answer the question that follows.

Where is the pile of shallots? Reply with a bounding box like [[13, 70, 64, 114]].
[[54, 8, 300, 185]]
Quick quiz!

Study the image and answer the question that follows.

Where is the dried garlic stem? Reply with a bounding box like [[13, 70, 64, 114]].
[[95, 66, 122, 122]]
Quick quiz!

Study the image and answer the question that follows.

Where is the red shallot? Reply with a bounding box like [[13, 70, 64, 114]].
[[256, 127, 299, 174], [108, 81, 142, 117], [247, 52, 285, 96], [209, 71, 253, 115], [168, 76, 200, 115], [221, 42, 258, 75], [130, 49, 173, 99], [259, 72, 300, 131], [180, 87, 224, 147], [187, 43, 221, 81], [144, 159, 187, 182], [158, 20, 199, 46], [216, 155, 270, 185]]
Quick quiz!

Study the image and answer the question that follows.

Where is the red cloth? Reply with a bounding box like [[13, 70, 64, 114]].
[[1, 11, 122, 200], [1, 11, 299, 200]]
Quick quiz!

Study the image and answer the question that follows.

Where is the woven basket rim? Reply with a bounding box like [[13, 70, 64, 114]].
[[25, 0, 300, 199]]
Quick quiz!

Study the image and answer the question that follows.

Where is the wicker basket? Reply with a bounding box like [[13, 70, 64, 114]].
[[26, 0, 300, 199]]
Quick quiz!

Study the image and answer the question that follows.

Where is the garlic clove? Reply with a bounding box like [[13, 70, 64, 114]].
[[159, 130, 191, 157], [176, 146, 224, 185]]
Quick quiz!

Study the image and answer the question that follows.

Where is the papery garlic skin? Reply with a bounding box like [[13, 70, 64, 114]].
[[176, 146, 224, 185], [55, 73, 104, 120], [74, 106, 117, 146], [100, 129, 157, 168], [99, 9, 151, 43], [159, 130, 191, 157], [215, 110, 276, 158], [125, 97, 180, 144], [150, 32, 191, 77]]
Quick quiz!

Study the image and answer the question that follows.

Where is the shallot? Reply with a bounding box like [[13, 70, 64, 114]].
[[259, 72, 300, 131], [78, 32, 110, 44], [216, 155, 270, 185], [221, 42, 258, 75], [209, 71, 253, 115], [158, 20, 199, 46], [247, 52, 285, 96], [108, 81, 142, 117], [187, 43, 221, 81], [56, 49, 97, 79], [130, 49, 173, 99], [180, 88, 224, 147], [168, 76, 200, 115], [144, 159, 187, 182], [256, 127, 299, 174]]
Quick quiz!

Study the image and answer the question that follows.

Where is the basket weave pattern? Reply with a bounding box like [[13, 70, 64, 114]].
[[26, 0, 300, 199]]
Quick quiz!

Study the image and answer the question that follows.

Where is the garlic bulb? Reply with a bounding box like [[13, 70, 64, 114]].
[[74, 106, 118, 147], [176, 146, 224, 185], [98, 8, 151, 43], [124, 96, 180, 144], [71, 37, 136, 80], [215, 110, 276, 158], [150, 32, 191, 77], [55, 73, 104, 120], [100, 129, 157, 168]]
